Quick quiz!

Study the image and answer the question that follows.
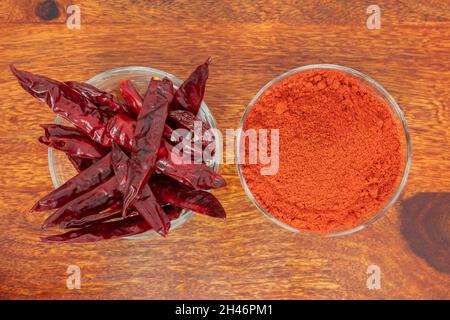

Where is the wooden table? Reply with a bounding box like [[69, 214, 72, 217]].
[[0, 0, 448, 299]]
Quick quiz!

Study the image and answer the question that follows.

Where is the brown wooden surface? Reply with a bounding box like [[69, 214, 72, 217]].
[[0, 0, 449, 299]]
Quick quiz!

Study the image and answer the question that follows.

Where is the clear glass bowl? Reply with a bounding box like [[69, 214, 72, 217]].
[[48, 66, 221, 239], [236, 64, 412, 237]]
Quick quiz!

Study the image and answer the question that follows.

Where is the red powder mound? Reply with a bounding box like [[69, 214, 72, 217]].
[[242, 69, 403, 234]]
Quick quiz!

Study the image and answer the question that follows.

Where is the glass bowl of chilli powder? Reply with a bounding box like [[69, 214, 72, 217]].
[[237, 64, 411, 237]]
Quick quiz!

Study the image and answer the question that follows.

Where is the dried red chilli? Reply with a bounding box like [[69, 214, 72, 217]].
[[31, 153, 114, 212], [109, 200, 124, 211], [156, 141, 224, 190], [118, 80, 181, 147], [102, 102, 211, 177], [162, 124, 177, 143], [39, 124, 108, 159], [171, 57, 211, 114], [42, 176, 122, 229], [67, 155, 95, 172], [157, 141, 225, 189], [40, 124, 88, 139], [132, 194, 170, 235], [42, 206, 182, 243], [155, 161, 225, 190], [108, 111, 201, 158], [122, 78, 173, 216], [111, 142, 129, 193], [106, 113, 136, 151], [119, 79, 142, 115], [65, 207, 124, 229], [167, 109, 213, 149], [112, 142, 170, 235], [104, 111, 203, 162], [33, 141, 222, 214], [150, 175, 225, 219], [114, 79, 205, 158], [65, 203, 180, 230], [10, 65, 112, 146], [40, 136, 105, 159], [42, 215, 149, 242], [163, 125, 204, 160], [66, 81, 131, 115]]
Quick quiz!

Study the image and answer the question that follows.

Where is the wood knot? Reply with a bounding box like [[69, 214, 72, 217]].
[[400, 192, 450, 273], [35, 0, 60, 21]]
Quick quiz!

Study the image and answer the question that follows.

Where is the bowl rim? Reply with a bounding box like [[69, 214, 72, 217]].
[[235, 64, 412, 237], [48, 65, 222, 240]]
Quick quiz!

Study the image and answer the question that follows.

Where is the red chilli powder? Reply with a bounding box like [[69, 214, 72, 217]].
[[242, 69, 403, 233]]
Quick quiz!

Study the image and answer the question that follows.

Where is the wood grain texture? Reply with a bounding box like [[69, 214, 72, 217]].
[[0, 0, 449, 299], [400, 193, 450, 274]]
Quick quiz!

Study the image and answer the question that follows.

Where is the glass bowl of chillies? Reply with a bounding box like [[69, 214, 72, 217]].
[[11, 59, 227, 242], [51, 66, 222, 240]]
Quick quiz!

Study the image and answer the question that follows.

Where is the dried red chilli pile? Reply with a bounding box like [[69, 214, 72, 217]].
[[11, 58, 226, 243]]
